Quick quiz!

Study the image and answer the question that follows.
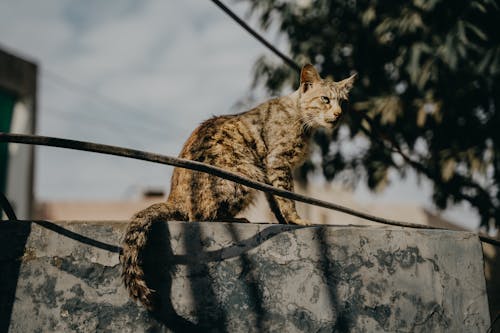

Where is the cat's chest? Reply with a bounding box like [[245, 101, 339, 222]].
[[288, 136, 311, 165], [267, 133, 311, 167]]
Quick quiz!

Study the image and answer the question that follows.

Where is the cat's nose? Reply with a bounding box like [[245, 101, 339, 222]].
[[333, 105, 342, 116]]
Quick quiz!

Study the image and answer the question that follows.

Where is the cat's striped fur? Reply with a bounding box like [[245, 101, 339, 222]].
[[121, 64, 355, 309]]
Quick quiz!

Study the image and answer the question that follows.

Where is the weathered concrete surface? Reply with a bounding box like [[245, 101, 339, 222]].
[[0, 220, 490, 332]]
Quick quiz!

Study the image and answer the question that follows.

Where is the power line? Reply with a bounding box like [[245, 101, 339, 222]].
[[1, 132, 499, 247], [42, 68, 186, 135], [0, 193, 17, 220], [41, 105, 144, 148], [209, 0, 300, 72], [41, 100, 182, 146], [41, 69, 188, 144], [43, 69, 148, 119]]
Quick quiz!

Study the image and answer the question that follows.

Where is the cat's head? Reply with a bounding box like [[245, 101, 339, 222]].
[[298, 64, 356, 129]]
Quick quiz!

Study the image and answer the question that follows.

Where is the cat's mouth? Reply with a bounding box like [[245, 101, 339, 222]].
[[323, 117, 339, 127], [323, 112, 344, 128]]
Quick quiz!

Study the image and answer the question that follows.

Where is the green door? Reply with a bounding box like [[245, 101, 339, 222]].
[[0, 89, 16, 194]]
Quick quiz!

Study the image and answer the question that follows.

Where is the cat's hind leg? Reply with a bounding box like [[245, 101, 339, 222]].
[[186, 171, 256, 222], [265, 193, 288, 224]]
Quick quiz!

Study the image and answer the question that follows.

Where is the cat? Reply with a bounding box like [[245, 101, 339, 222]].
[[121, 64, 356, 309]]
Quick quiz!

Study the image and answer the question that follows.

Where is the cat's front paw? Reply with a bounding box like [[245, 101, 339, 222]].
[[289, 217, 311, 226]]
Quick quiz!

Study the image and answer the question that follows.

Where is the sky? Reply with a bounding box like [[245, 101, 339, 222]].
[[0, 0, 480, 228]]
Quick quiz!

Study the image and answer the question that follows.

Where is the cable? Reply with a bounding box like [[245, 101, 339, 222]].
[[1, 132, 498, 247], [41, 69, 192, 150], [42, 69, 187, 138], [42, 103, 182, 148], [1, 192, 17, 220], [209, 0, 300, 72], [43, 69, 150, 120]]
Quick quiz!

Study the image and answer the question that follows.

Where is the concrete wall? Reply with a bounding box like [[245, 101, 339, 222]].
[[0, 220, 491, 332]]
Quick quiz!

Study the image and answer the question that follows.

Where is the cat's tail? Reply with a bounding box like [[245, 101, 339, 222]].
[[120, 202, 181, 310]]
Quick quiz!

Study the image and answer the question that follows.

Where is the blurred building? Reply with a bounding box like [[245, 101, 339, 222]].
[[35, 183, 462, 228], [0, 47, 37, 219], [35, 189, 164, 221]]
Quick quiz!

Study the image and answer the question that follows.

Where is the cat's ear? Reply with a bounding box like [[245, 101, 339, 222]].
[[337, 73, 358, 93], [337, 73, 357, 95], [300, 64, 320, 93]]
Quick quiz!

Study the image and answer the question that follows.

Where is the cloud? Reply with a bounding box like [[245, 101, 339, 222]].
[[0, 0, 72, 61], [0, 0, 268, 199]]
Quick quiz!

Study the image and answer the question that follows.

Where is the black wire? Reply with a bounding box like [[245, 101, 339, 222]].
[[42, 69, 183, 143], [1, 132, 498, 247], [209, 0, 300, 72], [487, 312, 500, 333], [1, 192, 18, 220]]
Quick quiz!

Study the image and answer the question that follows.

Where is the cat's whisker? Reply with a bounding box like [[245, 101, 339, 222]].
[[294, 115, 307, 126], [300, 119, 308, 131], [292, 115, 309, 134], [302, 115, 315, 133]]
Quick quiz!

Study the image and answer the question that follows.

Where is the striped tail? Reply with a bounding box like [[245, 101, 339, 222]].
[[120, 202, 180, 310]]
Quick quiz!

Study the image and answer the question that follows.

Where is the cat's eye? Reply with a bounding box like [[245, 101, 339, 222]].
[[321, 96, 330, 104]]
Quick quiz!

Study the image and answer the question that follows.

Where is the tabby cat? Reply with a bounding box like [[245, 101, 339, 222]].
[[121, 64, 356, 309]]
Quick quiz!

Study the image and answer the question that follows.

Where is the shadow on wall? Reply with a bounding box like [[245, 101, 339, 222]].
[[144, 222, 336, 332], [483, 243, 500, 332], [0, 219, 491, 332], [0, 221, 31, 333], [139, 222, 463, 332], [143, 221, 200, 332], [143, 221, 302, 332]]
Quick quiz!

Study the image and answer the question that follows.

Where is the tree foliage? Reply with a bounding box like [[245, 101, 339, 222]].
[[242, 0, 500, 227]]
